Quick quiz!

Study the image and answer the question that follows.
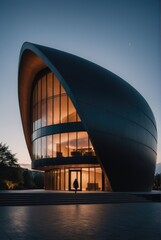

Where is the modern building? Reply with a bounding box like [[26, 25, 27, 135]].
[[18, 42, 157, 192]]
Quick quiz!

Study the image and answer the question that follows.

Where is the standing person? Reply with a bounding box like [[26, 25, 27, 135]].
[[73, 178, 79, 193]]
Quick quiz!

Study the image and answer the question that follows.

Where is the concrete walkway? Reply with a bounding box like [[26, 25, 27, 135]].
[[0, 203, 161, 240]]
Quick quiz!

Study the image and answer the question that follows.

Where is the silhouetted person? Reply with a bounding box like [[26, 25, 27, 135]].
[[73, 178, 79, 193]]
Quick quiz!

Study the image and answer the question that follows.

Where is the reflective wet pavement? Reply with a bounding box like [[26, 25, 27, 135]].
[[0, 203, 161, 240]]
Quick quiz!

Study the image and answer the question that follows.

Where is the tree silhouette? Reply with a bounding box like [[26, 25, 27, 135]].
[[0, 142, 19, 167], [0, 142, 21, 189]]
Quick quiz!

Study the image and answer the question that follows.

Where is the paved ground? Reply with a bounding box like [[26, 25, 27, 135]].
[[0, 202, 161, 240]]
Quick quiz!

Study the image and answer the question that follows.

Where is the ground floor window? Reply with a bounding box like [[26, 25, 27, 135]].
[[45, 165, 104, 191]]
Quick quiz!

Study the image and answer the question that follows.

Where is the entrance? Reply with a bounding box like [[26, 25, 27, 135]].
[[69, 170, 82, 191]]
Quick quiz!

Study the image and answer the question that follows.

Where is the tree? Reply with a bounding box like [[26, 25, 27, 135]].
[[0, 142, 21, 189], [0, 167, 23, 189], [0, 142, 19, 167]]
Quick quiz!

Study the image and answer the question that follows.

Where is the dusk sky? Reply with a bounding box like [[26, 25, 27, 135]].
[[0, 0, 160, 166]]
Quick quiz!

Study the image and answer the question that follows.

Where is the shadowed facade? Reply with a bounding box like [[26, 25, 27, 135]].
[[18, 42, 157, 191]]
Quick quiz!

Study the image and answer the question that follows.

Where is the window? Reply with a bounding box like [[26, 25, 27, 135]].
[[32, 131, 95, 160], [42, 100, 46, 127], [47, 135, 53, 158], [61, 93, 67, 123], [32, 70, 80, 131], [47, 98, 52, 125], [61, 133, 68, 157], [32, 70, 95, 161], [53, 134, 61, 157], [42, 136, 47, 158]]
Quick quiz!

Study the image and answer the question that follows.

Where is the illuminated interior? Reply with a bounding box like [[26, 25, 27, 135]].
[[33, 131, 96, 159], [45, 167, 103, 191], [32, 70, 80, 130], [31, 69, 111, 191]]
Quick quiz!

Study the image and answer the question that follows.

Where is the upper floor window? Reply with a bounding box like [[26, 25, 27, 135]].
[[32, 70, 80, 131]]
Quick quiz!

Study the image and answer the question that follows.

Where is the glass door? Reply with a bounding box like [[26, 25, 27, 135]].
[[69, 170, 82, 191]]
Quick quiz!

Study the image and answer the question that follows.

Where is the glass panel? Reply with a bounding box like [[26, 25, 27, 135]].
[[54, 96, 60, 124], [37, 101, 41, 129], [77, 132, 88, 156], [47, 135, 53, 158], [89, 168, 95, 183], [69, 132, 76, 156], [68, 98, 76, 122], [42, 136, 47, 158], [82, 168, 89, 191], [89, 138, 96, 156], [53, 134, 61, 157], [37, 138, 41, 159], [95, 168, 102, 191], [32, 140, 37, 160], [47, 72, 53, 97], [61, 94, 67, 123], [42, 75, 46, 100], [53, 76, 60, 124], [50, 171, 54, 189], [61, 169, 64, 190], [32, 141, 35, 160], [57, 169, 61, 190], [42, 100, 46, 127], [61, 133, 68, 157], [33, 84, 38, 131], [65, 169, 69, 191], [47, 171, 51, 190], [61, 84, 65, 94], [53, 170, 56, 190], [33, 104, 38, 131], [47, 98, 52, 125], [54, 76, 60, 96]]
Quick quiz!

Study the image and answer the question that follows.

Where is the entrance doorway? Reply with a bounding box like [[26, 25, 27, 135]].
[[69, 170, 82, 191]]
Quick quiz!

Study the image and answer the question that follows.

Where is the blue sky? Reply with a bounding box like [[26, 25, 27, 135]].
[[0, 0, 160, 165]]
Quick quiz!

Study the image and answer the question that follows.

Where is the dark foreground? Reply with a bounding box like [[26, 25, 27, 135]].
[[0, 190, 161, 206], [0, 203, 161, 240]]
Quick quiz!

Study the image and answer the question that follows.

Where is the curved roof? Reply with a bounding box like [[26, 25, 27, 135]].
[[18, 42, 157, 191]]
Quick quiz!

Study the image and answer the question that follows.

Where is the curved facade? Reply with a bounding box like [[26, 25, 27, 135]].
[[18, 42, 157, 191]]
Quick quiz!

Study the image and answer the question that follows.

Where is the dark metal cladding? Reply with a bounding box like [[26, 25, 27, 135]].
[[18, 42, 157, 192]]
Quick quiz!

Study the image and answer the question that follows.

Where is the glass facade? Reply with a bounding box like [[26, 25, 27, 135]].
[[32, 69, 95, 160], [33, 131, 95, 160], [32, 69, 102, 191], [32, 71, 80, 131], [45, 167, 103, 191]]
